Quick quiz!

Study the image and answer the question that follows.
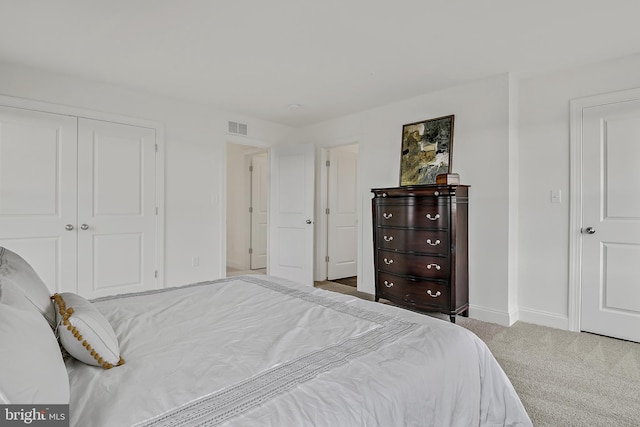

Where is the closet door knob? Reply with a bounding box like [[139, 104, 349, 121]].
[[65, 224, 74, 231], [80, 224, 89, 230]]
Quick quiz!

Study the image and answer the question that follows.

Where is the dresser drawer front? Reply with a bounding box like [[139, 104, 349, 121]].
[[377, 250, 450, 280], [378, 273, 449, 309], [377, 228, 449, 254], [375, 203, 449, 229]]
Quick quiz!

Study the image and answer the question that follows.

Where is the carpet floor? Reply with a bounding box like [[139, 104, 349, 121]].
[[315, 281, 640, 427]]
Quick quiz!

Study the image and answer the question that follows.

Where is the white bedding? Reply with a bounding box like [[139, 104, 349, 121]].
[[67, 275, 531, 426]]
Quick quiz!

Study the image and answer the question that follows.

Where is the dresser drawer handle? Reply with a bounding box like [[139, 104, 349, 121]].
[[426, 263, 441, 270], [384, 280, 394, 288], [427, 290, 441, 298], [383, 235, 394, 242], [382, 213, 393, 219], [426, 214, 440, 221], [383, 258, 394, 265], [426, 239, 441, 246], [382, 192, 388, 197]]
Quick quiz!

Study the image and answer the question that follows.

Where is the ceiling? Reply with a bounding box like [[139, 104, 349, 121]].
[[1, 0, 640, 127]]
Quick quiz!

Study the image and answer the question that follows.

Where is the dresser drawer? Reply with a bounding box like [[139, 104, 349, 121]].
[[377, 273, 449, 309], [377, 228, 449, 254], [374, 202, 449, 229], [377, 250, 450, 280]]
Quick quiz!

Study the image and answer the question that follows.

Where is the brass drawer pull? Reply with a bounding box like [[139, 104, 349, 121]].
[[383, 258, 394, 265], [426, 213, 440, 221], [383, 235, 394, 242], [382, 212, 393, 219], [384, 280, 394, 288], [426, 263, 441, 270], [426, 239, 441, 246], [427, 290, 441, 298]]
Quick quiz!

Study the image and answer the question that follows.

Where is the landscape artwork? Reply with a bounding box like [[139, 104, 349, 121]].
[[399, 115, 454, 186]]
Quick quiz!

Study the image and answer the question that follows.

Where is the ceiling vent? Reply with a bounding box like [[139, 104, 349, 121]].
[[228, 121, 248, 136]]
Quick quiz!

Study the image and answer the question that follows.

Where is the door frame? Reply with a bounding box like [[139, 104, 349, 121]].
[[0, 94, 166, 288], [568, 87, 640, 332]]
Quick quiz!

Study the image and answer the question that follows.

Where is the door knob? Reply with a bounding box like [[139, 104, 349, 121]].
[[583, 227, 596, 234], [65, 224, 74, 231], [80, 224, 89, 230], [306, 219, 312, 224]]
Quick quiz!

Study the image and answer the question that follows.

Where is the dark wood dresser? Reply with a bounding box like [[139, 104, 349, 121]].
[[371, 185, 469, 322]]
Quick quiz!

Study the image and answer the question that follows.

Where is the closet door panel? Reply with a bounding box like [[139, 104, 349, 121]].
[[77, 118, 156, 298], [0, 106, 77, 293]]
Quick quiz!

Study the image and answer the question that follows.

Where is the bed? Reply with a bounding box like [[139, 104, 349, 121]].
[[0, 247, 532, 426]]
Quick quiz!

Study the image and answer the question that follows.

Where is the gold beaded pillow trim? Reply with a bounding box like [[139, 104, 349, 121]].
[[52, 293, 124, 370]]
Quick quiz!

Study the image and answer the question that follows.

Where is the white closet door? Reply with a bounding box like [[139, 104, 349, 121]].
[[0, 106, 78, 293], [250, 152, 268, 270], [580, 99, 640, 342], [77, 119, 157, 298], [327, 148, 358, 280]]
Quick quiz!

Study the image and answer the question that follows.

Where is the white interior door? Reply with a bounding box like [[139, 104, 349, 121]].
[[268, 144, 315, 285], [0, 106, 77, 293], [250, 152, 268, 269], [327, 147, 358, 280], [77, 118, 157, 298], [581, 98, 640, 343]]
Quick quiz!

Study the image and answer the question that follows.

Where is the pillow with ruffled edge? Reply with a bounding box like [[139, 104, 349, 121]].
[[0, 281, 70, 404], [52, 293, 124, 369], [0, 247, 56, 328]]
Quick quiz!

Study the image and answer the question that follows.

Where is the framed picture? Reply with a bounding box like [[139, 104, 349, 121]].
[[399, 114, 454, 186]]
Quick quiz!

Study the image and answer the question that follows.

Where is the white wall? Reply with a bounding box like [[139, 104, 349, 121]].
[[0, 61, 294, 287], [302, 74, 517, 324], [6, 51, 640, 329], [518, 53, 640, 328]]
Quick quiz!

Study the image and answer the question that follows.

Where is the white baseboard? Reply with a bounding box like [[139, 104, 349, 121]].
[[469, 304, 570, 330], [468, 304, 516, 327], [517, 307, 569, 330]]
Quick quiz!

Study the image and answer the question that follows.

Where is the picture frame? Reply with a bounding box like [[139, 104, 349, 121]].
[[399, 114, 454, 186]]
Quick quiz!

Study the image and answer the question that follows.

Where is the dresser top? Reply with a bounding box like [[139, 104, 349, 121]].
[[371, 185, 469, 198]]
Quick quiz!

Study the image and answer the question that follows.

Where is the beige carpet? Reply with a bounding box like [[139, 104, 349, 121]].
[[315, 281, 640, 427], [332, 276, 357, 287]]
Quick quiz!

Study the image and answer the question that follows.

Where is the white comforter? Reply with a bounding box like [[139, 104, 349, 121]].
[[66, 275, 531, 426]]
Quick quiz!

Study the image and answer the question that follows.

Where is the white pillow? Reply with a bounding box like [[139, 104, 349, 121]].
[[0, 247, 56, 327], [0, 281, 70, 404], [52, 293, 124, 369]]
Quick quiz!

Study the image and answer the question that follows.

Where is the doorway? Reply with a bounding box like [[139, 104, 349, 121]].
[[570, 88, 640, 342], [226, 142, 268, 276], [321, 144, 359, 285]]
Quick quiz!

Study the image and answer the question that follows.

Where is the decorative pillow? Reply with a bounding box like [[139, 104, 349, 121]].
[[0, 281, 70, 404], [52, 293, 124, 369], [0, 247, 56, 328]]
